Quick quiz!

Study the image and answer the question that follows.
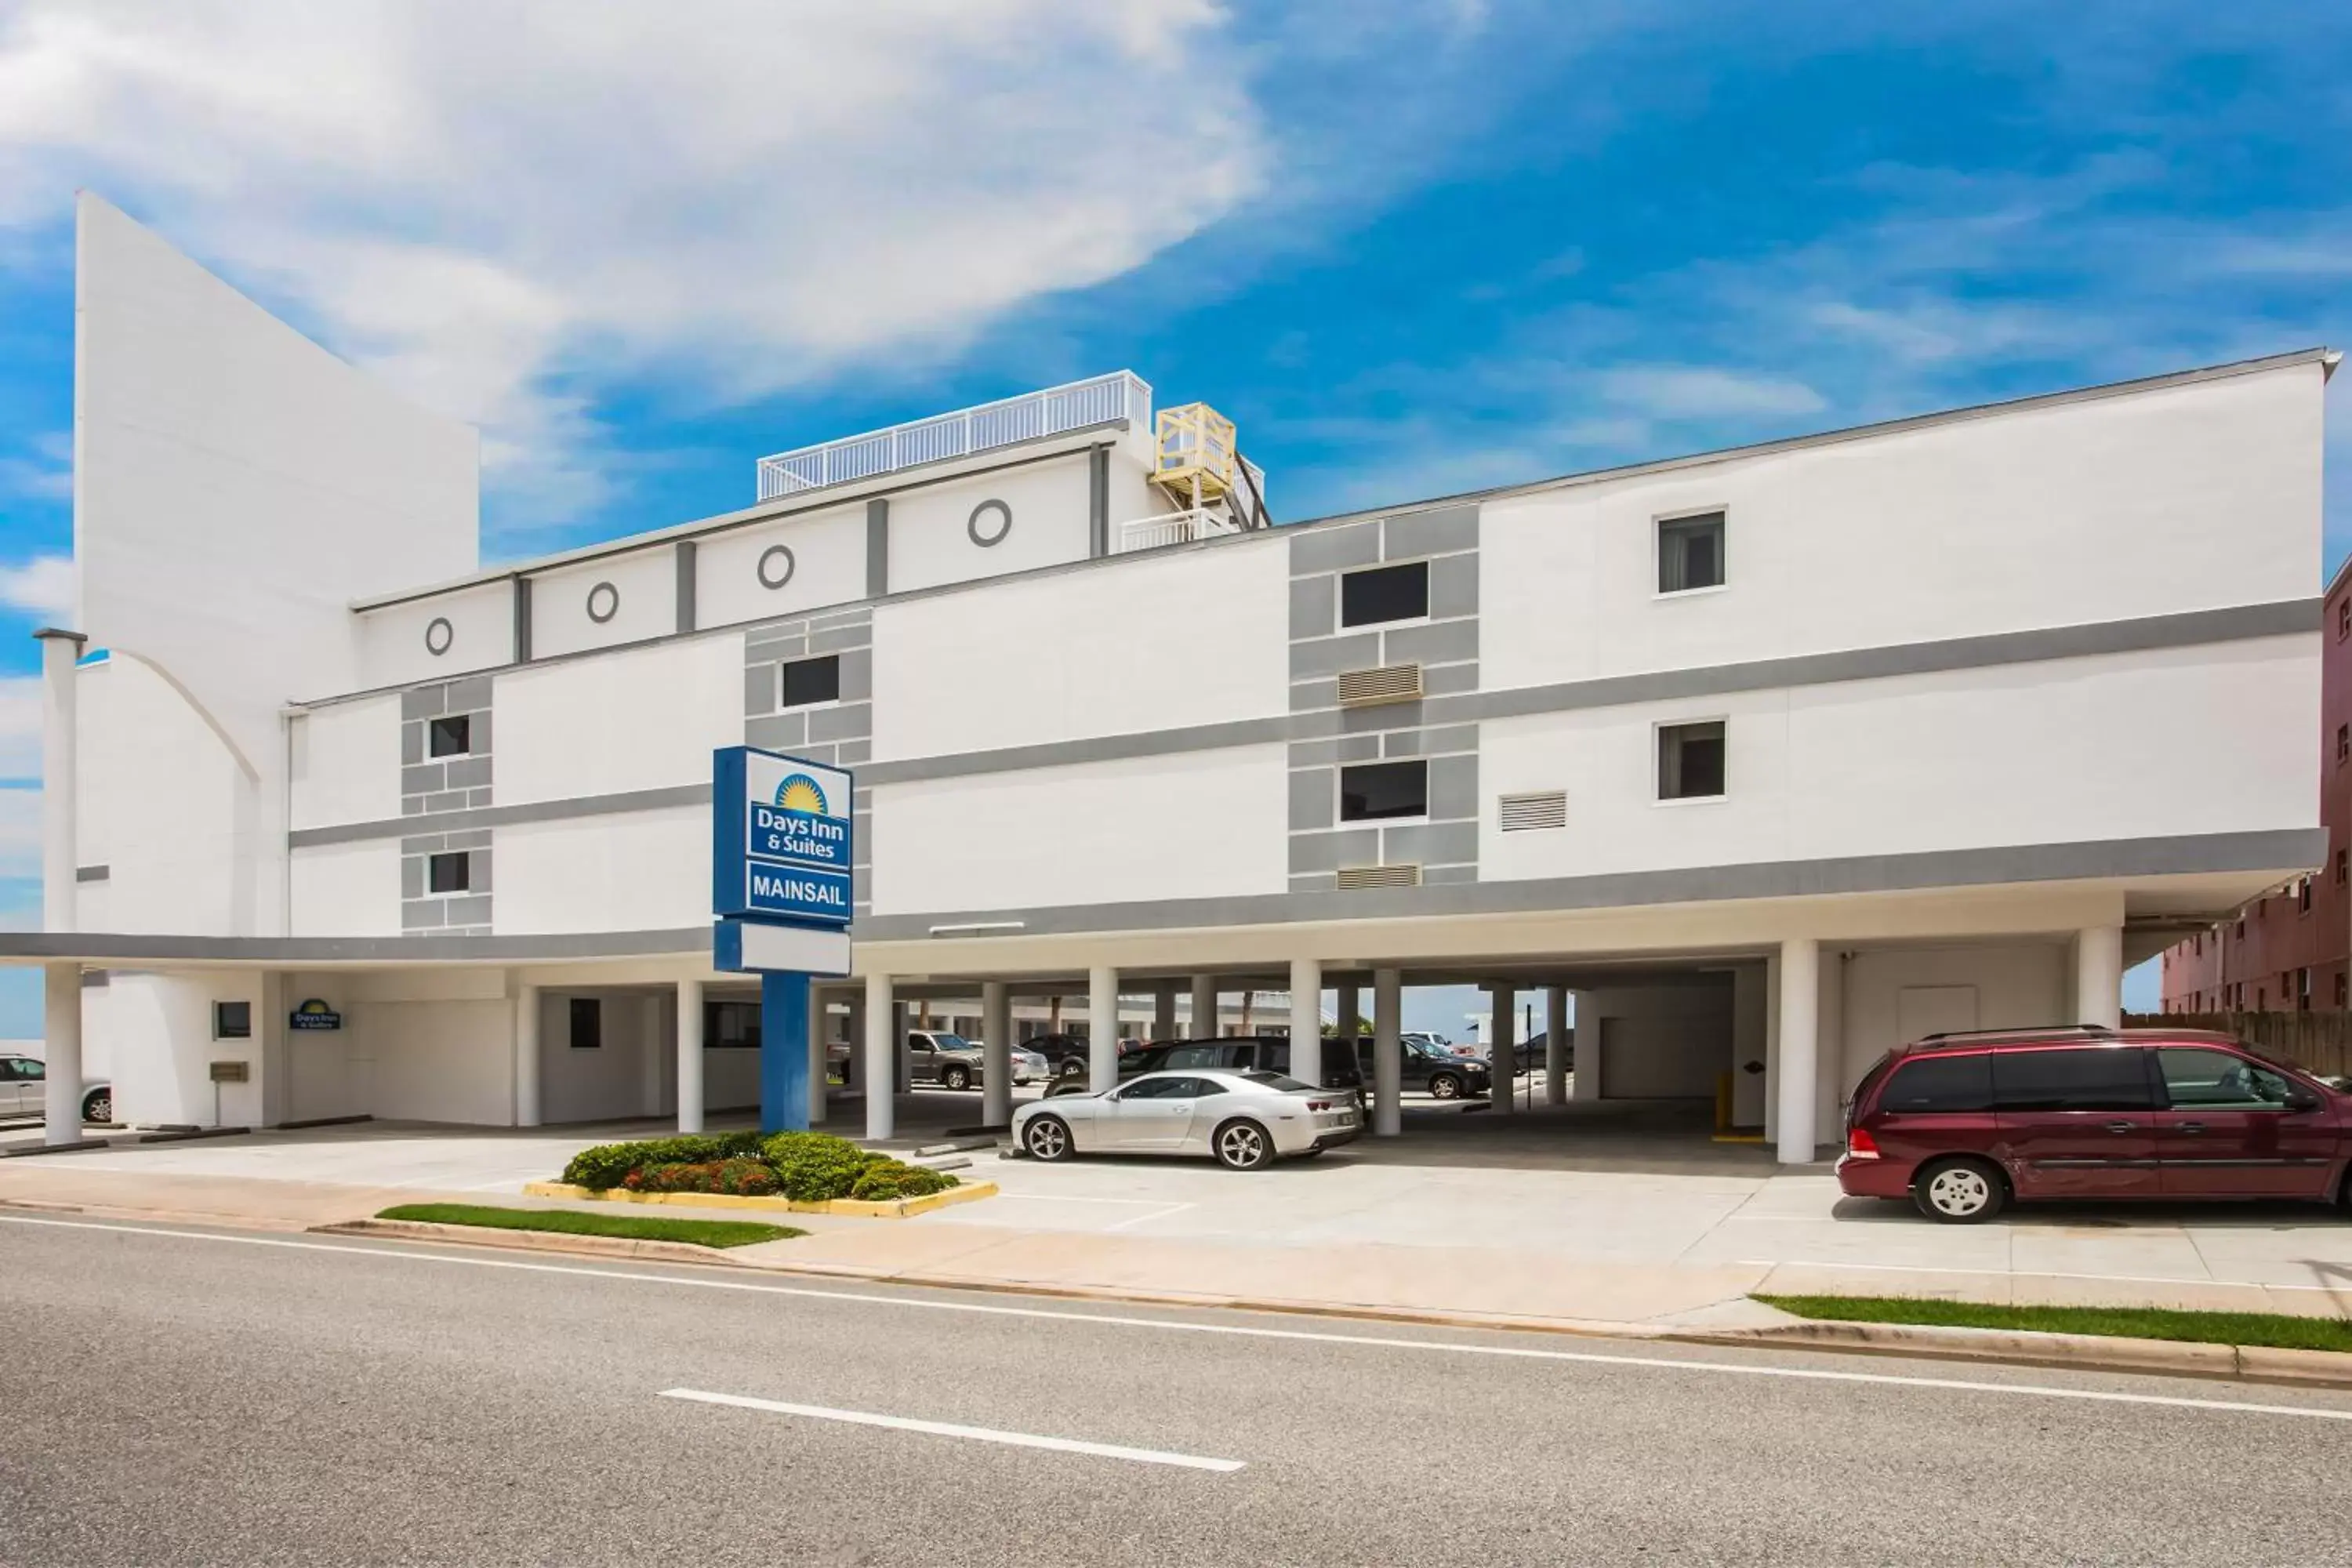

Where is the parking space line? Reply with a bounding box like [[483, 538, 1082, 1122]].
[[11, 1215, 2352, 1425], [660, 1388, 1245, 1472], [1101, 1202, 1195, 1232]]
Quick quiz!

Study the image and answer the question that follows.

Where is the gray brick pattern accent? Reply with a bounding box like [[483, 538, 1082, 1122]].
[[399, 677, 496, 933], [745, 607, 875, 915], [1286, 505, 1480, 892]]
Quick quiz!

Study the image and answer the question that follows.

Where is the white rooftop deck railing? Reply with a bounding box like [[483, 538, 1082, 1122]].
[[1116, 506, 1250, 553], [757, 371, 1153, 501]]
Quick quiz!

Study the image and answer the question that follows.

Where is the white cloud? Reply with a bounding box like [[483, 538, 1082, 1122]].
[[1596, 365, 1827, 421], [0, 428, 70, 501], [0, 675, 41, 781], [0, 553, 71, 619], [0, 1, 1267, 528]]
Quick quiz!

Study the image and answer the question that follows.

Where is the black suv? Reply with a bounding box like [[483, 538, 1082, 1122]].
[[1021, 1034, 1094, 1082], [1120, 1036, 1366, 1096], [1348, 1035, 1493, 1101]]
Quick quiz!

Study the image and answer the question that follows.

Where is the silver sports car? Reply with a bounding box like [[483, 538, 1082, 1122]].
[[1011, 1068, 1360, 1170]]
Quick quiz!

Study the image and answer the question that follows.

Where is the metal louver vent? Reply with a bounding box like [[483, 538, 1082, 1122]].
[[1336, 662, 1422, 707], [1498, 790, 1568, 832], [1335, 863, 1422, 891]]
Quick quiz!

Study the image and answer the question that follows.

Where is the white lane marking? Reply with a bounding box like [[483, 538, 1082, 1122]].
[[1102, 1203, 1194, 1232], [9, 1214, 2352, 1425], [1742, 1258, 2352, 1294], [660, 1388, 1243, 1472]]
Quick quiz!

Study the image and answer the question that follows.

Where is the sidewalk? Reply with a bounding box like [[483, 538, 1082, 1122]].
[[8, 1157, 2351, 1331]]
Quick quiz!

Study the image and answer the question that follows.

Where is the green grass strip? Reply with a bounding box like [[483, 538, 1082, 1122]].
[[377, 1203, 803, 1250], [1755, 1294, 2352, 1354]]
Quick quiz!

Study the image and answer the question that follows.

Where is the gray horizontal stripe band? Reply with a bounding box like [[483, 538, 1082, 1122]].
[[292, 784, 712, 849], [848, 827, 2325, 942], [858, 599, 2314, 786], [287, 600, 2312, 846], [0, 927, 712, 964]]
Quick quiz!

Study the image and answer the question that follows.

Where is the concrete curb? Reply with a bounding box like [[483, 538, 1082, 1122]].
[[521, 1179, 998, 1219], [1680, 1319, 2352, 1389], [314, 1218, 764, 1269]]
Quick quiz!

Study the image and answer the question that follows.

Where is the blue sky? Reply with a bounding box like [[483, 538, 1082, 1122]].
[[2, 1, 2350, 1033]]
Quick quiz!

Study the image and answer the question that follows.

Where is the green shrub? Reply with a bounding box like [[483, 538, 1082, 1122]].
[[561, 1132, 762, 1191], [624, 1158, 782, 1197], [848, 1163, 959, 1201], [761, 1131, 878, 1200]]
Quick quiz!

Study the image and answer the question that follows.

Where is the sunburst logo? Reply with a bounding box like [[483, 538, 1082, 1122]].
[[775, 773, 829, 815]]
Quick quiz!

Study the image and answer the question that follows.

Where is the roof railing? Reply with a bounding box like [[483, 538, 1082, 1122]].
[[756, 371, 1152, 501]]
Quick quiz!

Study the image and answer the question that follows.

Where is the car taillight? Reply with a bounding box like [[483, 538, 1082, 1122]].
[[1307, 1100, 1330, 1112], [1846, 1126, 1882, 1160]]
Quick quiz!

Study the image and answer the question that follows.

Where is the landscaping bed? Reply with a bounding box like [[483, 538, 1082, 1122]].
[[376, 1203, 800, 1249], [528, 1131, 993, 1219], [1755, 1294, 2352, 1355]]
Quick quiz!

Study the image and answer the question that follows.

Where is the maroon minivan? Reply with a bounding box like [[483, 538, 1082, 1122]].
[[1838, 1026, 2352, 1223]]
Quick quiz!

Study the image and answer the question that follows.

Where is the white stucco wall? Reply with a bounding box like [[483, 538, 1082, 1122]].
[[885, 454, 1093, 595], [696, 501, 869, 630], [289, 692, 402, 830], [492, 810, 709, 934], [870, 744, 1288, 914], [357, 581, 513, 688], [289, 841, 401, 937], [872, 539, 1288, 759], [1480, 361, 2325, 690], [1481, 636, 2318, 881], [529, 548, 681, 662], [493, 635, 743, 806], [74, 655, 253, 935]]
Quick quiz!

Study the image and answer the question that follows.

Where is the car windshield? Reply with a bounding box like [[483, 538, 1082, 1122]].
[[930, 1036, 971, 1051], [1240, 1070, 1314, 1091], [1405, 1039, 1451, 1059]]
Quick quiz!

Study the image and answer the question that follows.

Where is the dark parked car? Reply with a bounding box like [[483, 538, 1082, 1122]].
[[1348, 1035, 1493, 1101], [1838, 1025, 2352, 1223], [1109, 1036, 1365, 1098], [1022, 1034, 1095, 1082]]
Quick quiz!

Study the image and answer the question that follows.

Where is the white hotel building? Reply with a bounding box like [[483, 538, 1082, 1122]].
[[13, 196, 2328, 1165]]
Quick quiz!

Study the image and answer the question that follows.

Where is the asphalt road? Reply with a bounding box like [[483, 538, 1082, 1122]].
[[5, 1216, 2352, 1566]]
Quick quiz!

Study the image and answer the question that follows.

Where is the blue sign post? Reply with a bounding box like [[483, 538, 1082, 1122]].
[[712, 746, 854, 1134]]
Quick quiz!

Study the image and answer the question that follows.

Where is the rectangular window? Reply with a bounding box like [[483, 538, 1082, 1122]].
[[1657, 512, 1726, 593], [212, 1000, 252, 1040], [705, 1000, 760, 1048], [2338, 850, 2347, 887], [779, 655, 841, 709], [1657, 720, 1726, 800], [426, 852, 470, 895], [1339, 561, 1429, 627], [2339, 600, 2349, 641], [2337, 724, 2347, 764], [2299, 967, 2313, 1011], [1991, 1047, 2154, 1112], [569, 996, 602, 1050], [1338, 759, 1428, 822], [1879, 1053, 1993, 1113], [2301, 878, 2314, 914], [428, 714, 472, 758], [2337, 972, 2347, 1008]]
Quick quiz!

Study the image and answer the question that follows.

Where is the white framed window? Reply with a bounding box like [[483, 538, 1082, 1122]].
[[1338, 759, 1428, 823], [1657, 510, 1726, 595], [1656, 719, 1726, 801], [778, 654, 842, 709], [1339, 561, 1430, 628]]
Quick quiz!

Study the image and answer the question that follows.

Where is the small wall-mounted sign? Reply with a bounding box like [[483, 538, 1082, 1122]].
[[209, 1060, 250, 1083], [289, 998, 343, 1032]]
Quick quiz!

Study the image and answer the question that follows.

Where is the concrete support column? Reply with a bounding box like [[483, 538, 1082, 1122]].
[[1152, 984, 1177, 1044], [1372, 967, 1403, 1138], [806, 985, 829, 1127], [42, 964, 81, 1142], [37, 628, 84, 1147], [2075, 924, 2125, 1029], [1544, 985, 1568, 1106], [982, 981, 1013, 1130], [892, 1001, 909, 1093], [676, 977, 705, 1134], [864, 973, 894, 1141], [1730, 964, 1766, 1129], [1290, 956, 1323, 1089], [1088, 966, 1120, 1091], [1488, 985, 1515, 1112], [514, 980, 542, 1127], [1776, 938, 1820, 1165], [1190, 974, 1218, 1037], [1571, 992, 1602, 1102], [846, 996, 865, 1090], [1337, 982, 1360, 1046], [640, 996, 666, 1117]]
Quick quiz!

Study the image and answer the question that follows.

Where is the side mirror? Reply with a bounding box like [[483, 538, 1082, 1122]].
[[2285, 1088, 2321, 1113]]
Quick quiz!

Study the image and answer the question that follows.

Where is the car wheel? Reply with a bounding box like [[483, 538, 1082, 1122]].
[[1056, 1058, 1084, 1080], [941, 1065, 971, 1091], [1914, 1157, 2005, 1224], [1428, 1073, 1461, 1101], [1023, 1116, 1074, 1161], [82, 1090, 111, 1125], [1212, 1120, 1272, 1171]]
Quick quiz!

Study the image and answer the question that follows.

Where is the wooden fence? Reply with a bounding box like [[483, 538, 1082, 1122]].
[[2124, 1012, 2352, 1079]]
